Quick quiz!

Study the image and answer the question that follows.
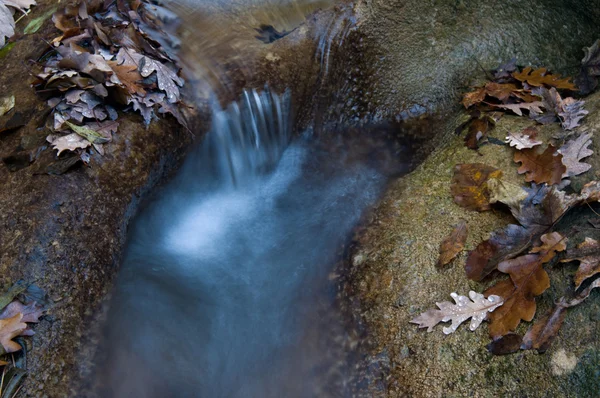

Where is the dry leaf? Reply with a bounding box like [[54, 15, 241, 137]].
[[576, 39, 600, 95], [561, 237, 600, 290], [559, 97, 588, 130], [529, 232, 567, 263], [0, 301, 44, 323], [437, 220, 468, 267], [558, 132, 593, 177], [521, 301, 567, 353], [465, 224, 532, 281], [512, 67, 577, 90], [505, 131, 543, 150], [464, 118, 490, 149], [485, 253, 551, 338], [450, 163, 503, 211], [411, 291, 503, 334], [487, 333, 523, 355], [47, 133, 90, 155], [487, 178, 528, 210], [514, 145, 566, 185], [462, 87, 486, 108], [491, 101, 544, 117], [0, 313, 26, 353]]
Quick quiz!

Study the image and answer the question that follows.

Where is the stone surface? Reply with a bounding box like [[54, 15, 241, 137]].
[[345, 90, 600, 397]]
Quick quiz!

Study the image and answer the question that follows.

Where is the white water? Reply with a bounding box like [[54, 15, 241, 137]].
[[96, 87, 409, 396]]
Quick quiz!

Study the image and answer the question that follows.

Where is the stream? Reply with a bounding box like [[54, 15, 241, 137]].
[[94, 3, 415, 397]]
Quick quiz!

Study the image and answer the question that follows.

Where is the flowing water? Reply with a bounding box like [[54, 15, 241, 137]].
[[96, 1, 422, 396]]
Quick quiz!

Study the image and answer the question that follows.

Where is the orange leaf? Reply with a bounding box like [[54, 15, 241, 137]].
[[513, 145, 566, 185], [485, 253, 550, 338], [512, 67, 577, 90], [462, 87, 486, 108], [450, 163, 503, 211], [0, 313, 27, 353]]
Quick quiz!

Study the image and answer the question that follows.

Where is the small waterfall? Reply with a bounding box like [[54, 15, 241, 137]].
[[96, 86, 415, 396], [314, 5, 356, 76]]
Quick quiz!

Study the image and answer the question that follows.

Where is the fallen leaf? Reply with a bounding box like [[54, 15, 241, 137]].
[[492, 58, 517, 80], [559, 97, 588, 130], [437, 220, 468, 267], [0, 301, 44, 323], [450, 163, 503, 211], [513, 145, 566, 185], [107, 60, 146, 96], [410, 291, 503, 334], [65, 121, 110, 144], [47, 133, 90, 155], [464, 118, 490, 149], [487, 178, 529, 210], [487, 333, 523, 355], [0, 95, 14, 117], [521, 301, 567, 353], [465, 224, 532, 281], [575, 39, 600, 95], [561, 237, 600, 290], [485, 252, 551, 338], [505, 131, 543, 150], [512, 67, 577, 90], [462, 87, 486, 108], [558, 132, 593, 177], [529, 232, 567, 263], [491, 101, 544, 117], [0, 313, 27, 353]]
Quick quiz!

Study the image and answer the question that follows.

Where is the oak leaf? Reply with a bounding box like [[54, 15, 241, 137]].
[[47, 133, 90, 155], [487, 333, 523, 355], [512, 67, 577, 90], [521, 301, 567, 353], [0, 301, 44, 323], [560, 237, 600, 290], [484, 253, 550, 338], [529, 232, 567, 263], [575, 39, 600, 95], [450, 163, 503, 211], [462, 87, 485, 108], [491, 101, 544, 117], [505, 131, 542, 150], [513, 145, 566, 185], [410, 291, 503, 334], [0, 313, 26, 353], [437, 220, 468, 267], [558, 132, 593, 177], [559, 97, 588, 130], [464, 117, 490, 149]]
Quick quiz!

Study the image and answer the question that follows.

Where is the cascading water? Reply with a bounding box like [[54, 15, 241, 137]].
[[94, 84, 417, 396]]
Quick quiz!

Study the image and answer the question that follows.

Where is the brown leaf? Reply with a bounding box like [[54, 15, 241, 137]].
[[0, 301, 44, 323], [490, 101, 544, 116], [450, 163, 503, 211], [575, 39, 600, 95], [465, 224, 532, 281], [464, 118, 490, 149], [485, 253, 551, 338], [462, 87, 486, 108], [558, 132, 593, 177], [107, 60, 146, 96], [437, 220, 468, 267], [487, 333, 523, 355], [0, 313, 26, 353], [512, 67, 577, 90], [529, 232, 567, 263], [513, 145, 566, 185], [521, 302, 567, 353], [561, 237, 600, 290]]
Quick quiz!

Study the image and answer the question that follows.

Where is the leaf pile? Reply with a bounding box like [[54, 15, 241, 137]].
[[414, 57, 600, 355], [32, 0, 186, 163], [0, 0, 36, 48], [458, 62, 586, 152]]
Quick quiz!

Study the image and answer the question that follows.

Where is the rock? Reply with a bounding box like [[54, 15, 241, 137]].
[[345, 86, 600, 396]]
